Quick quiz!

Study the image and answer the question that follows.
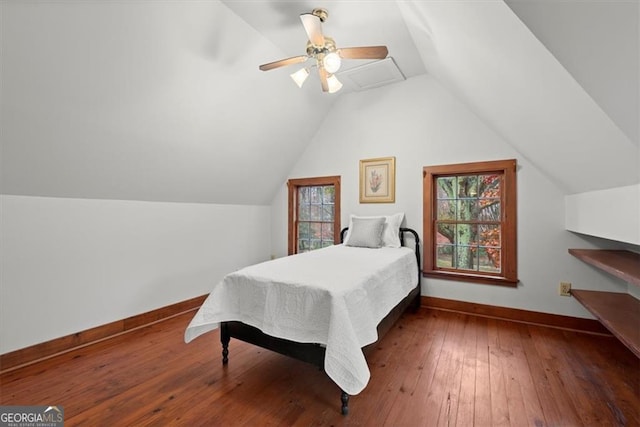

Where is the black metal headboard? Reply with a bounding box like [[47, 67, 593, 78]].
[[340, 226, 420, 246]]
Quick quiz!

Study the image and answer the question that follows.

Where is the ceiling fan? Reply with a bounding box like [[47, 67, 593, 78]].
[[258, 8, 388, 94]]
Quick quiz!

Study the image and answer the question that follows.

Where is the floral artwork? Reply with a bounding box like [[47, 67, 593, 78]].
[[359, 157, 395, 203], [369, 169, 382, 193]]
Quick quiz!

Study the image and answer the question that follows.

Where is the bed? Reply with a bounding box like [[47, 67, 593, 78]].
[[184, 216, 421, 415]]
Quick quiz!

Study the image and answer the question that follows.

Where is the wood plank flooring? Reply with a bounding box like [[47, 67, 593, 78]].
[[1, 307, 638, 426]]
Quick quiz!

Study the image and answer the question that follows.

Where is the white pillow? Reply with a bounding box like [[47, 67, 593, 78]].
[[344, 216, 386, 248], [383, 212, 404, 248], [344, 213, 405, 248]]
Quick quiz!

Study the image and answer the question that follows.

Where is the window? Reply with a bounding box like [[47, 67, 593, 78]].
[[288, 176, 341, 255], [423, 159, 517, 286]]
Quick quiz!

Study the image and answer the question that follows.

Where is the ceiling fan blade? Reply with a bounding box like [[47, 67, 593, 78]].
[[338, 46, 389, 60], [300, 13, 325, 47], [318, 67, 329, 92], [259, 55, 309, 71]]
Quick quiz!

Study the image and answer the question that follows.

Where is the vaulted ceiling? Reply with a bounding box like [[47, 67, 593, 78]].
[[1, 1, 637, 204]]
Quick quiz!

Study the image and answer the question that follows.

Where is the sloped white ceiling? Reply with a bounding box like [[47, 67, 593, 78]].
[[1, 0, 637, 204], [0, 0, 335, 204], [506, 0, 639, 146], [398, 0, 638, 194]]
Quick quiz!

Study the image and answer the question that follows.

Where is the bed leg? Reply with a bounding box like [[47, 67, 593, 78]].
[[221, 323, 230, 365], [413, 292, 421, 312], [340, 390, 349, 415]]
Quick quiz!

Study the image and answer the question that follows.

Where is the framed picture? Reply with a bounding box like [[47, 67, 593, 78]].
[[359, 156, 396, 203]]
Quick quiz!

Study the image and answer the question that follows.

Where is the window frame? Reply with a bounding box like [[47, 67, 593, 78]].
[[287, 176, 341, 255], [423, 159, 518, 287]]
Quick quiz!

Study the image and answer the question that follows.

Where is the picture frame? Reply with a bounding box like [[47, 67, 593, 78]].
[[359, 156, 396, 203]]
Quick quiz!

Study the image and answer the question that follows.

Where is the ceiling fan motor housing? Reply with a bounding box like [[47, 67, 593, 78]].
[[306, 36, 337, 57], [312, 8, 328, 22]]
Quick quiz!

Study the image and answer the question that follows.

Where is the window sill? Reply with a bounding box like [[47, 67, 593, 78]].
[[422, 270, 518, 287]]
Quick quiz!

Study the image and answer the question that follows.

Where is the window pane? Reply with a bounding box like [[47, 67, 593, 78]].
[[457, 199, 478, 221], [310, 222, 322, 239], [437, 177, 456, 199], [478, 247, 501, 273], [298, 187, 309, 204], [298, 239, 310, 252], [310, 204, 322, 221], [479, 224, 501, 248], [436, 208, 500, 273], [298, 204, 310, 221], [437, 200, 455, 220], [457, 176, 478, 198], [322, 205, 334, 222], [310, 239, 323, 250], [437, 173, 485, 273], [323, 186, 335, 204], [298, 222, 310, 239], [321, 222, 334, 241], [457, 224, 478, 245], [437, 223, 455, 245], [310, 187, 322, 204], [455, 246, 477, 271], [479, 174, 501, 198], [437, 245, 454, 268], [479, 199, 501, 221]]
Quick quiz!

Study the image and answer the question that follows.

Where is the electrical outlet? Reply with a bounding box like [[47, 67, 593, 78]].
[[559, 282, 572, 296]]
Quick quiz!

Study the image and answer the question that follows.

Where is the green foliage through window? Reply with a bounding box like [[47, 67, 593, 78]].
[[297, 185, 335, 253], [435, 174, 502, 273]]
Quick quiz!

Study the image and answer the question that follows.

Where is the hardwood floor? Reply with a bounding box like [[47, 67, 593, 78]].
[[1, 307, 638, 426]]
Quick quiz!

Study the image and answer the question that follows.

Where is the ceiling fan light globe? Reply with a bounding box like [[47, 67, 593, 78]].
[[323, 52, 342, 74], [327, 74, 343, 94], [290, 68, 310, 88]]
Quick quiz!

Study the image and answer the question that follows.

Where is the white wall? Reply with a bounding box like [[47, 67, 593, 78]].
[[0, 195, 271, 353], [271, 75, 629, 318], [566, 184, 640, 299], [565, 184, 640, 246]]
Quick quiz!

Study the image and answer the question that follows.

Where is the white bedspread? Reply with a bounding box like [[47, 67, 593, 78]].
[[184, 244, 418, 395]]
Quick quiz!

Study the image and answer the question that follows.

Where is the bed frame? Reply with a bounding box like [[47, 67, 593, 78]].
[[220, 227, 421, 415]]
